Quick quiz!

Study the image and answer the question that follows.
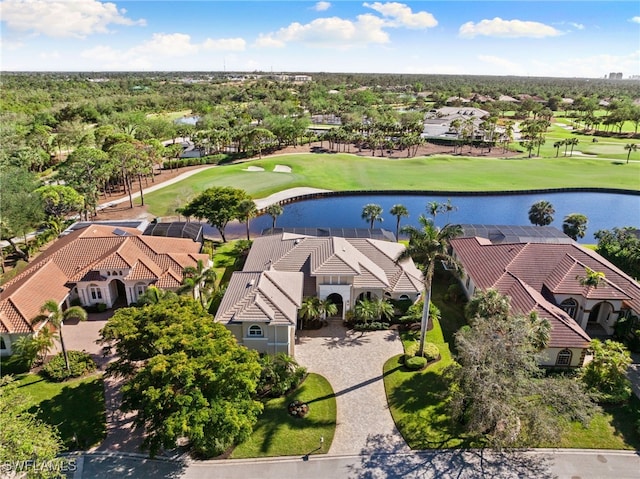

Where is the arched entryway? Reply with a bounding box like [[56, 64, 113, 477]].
[[326, 293, 343, 319], [109, 279, 127, 308], [588, 302, 613, 325]]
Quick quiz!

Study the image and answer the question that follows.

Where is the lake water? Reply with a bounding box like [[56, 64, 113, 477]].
[[219, 191, 640, 243]]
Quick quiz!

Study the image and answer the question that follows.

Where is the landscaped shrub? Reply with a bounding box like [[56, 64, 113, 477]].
[[399, 300, 441, 325], [353, 321, 389, 331], [405, 356, 427, 370], [422, 342, 440, 362], [257, 353, 307, 398], [42, 350, 97, 381]]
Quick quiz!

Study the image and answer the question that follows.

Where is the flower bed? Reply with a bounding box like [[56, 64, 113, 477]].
[[288, 400, 309, 418]]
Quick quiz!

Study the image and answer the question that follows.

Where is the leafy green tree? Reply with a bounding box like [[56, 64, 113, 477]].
[[398, 216, 462, 356], [389, 204, 408, 241], [448, 289, 597, 449], [0, 166, 44, 261], [528, 200, 555, 226], [12, 328, 57, 367], [581, 339, 632, 404], [99, 297, 263, 458], [35, 185, 84, 219], [562, 213, 588, 240], [33, 300, 87, 374], [361, 203, 383, 229], [298, 297, 321, 330], [136, 286, 178, 306], [0, 376, 64, 478], [181, 187, 251, 242], [178, 259, 217, 307], [594, 227, 640, 278], [265, 203, 283, 229], [576, 266, 606, 288], [257, 353, 307, 398]]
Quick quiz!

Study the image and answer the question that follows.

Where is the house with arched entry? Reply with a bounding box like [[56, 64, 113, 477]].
[[215, 232, 423, 355], [450, 228, 640, 368], [0, 224, 210, 356]]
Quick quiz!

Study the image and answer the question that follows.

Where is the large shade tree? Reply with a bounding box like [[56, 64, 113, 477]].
[[448, 289, 597, 449], [99, 296, 263, 458], [180, 186, 251, 242], [398, 216, 462, 356]]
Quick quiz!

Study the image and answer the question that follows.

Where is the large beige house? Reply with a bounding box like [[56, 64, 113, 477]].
[[215, 233, 424, 355], [0, 224, 210, 356], [451, 229, 640, 368]]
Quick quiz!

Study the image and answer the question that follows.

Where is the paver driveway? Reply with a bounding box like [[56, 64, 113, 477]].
[[294, 320, 409, 455]]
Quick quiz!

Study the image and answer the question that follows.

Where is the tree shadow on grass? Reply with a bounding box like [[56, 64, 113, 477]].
[[603, 395, 640, 450], [347, 433, 555, 479], [29, 377, 106, 451]]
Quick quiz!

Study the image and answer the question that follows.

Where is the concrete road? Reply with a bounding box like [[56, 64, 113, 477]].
[[69, 449, 640, 479]]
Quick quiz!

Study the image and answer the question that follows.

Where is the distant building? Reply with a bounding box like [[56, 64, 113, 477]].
[[608, 72, 623, 80]]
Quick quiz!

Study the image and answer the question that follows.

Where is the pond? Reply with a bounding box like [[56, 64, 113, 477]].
[[219, 191, 640, 244]]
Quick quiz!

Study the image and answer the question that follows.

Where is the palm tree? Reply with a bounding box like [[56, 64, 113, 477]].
[[317, 298, 338, 321], [237, 199, 257, 241], [361, 203, 383, 229], [553, 140, 565, 157], [528, 200, 555, 226], [371, 298, 395, 322], [562, 213, 588, 240], [576, 266, 606, 289], [179, 259, 217, 307], [33, 300, 87, 373], [265, 203, 284, 229], [398, 216, 463, 356], [389, 204, 409, 242], [567, 137, 579, 157], [299, 297, 321, 330], [624, 143, 638, 164], [354, 299, 377, 324]]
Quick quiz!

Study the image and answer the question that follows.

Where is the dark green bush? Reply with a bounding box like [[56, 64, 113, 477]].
[[42, 350, 97, 381], [353, 321, 390, 331], [257, 353, 307, 398], [405, 356, 427, 370]]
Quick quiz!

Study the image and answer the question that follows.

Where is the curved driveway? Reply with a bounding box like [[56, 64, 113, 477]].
[[294, 321, 409, 455]]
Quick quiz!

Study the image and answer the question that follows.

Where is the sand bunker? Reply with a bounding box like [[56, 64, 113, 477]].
[[244, 166, 265, 172], [274, 165, 292, 173]]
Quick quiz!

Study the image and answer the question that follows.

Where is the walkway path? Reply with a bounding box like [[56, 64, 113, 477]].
[[294, 321, 408, 455]]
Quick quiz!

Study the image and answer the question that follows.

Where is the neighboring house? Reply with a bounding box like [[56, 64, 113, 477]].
[[216, 233, 423, 356], [451, 226, 640, 368], [0, 224, 210, 356], [422, 107, 491, 141]]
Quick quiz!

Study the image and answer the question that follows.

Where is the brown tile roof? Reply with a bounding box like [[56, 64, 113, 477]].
[[451, 236, 640, 349], [0, 225, 208, 333]]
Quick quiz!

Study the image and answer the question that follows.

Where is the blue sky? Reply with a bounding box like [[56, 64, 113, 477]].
[[1, 1, 639, 77]]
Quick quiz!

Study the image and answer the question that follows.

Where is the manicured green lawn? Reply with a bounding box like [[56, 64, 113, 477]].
[[145, 153, 640, 216], [231, 373, 336, 458], [211, 239, 246, 285], [15, 373, 106, 451]]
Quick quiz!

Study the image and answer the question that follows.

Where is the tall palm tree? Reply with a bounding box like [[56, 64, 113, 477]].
[[361, 203, 383, 229], [567, 137, 579, 157], [179, 259, 217, 307], [553, 140, 565, 157], [33, 300, 87, 373], [237, 199, 257, 241], [624, 143, 638, 164], [528, 200, 555, 226], [265, 203, 284, 229], [389, 204, 409, 242], [299, 297, 321, 330], [398, 216, 463, 356]]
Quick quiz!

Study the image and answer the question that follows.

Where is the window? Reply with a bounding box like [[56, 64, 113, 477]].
[[556, 349, 572, 366], [89, 284, 102, 301], [112, 271, 118, 276], [560, 298, 578, 318], [399, 294, 409, 300], [135, 283, 147, 297], [0, 337, 6, 350], [465, 276, 471, 289], [248, 325, 263, 337]]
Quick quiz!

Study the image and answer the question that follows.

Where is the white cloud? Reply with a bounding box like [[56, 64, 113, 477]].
[[79, 33, 246, 69], [0, 0, 146, 38], [255, 14, 388, 48], [459, 17, 561, 38], [630, 16, 640, 24], [569, 22, 585, 30], [477, 55, 526, 75], [363, 2, 437, 29], [313, 1, 331, 12]]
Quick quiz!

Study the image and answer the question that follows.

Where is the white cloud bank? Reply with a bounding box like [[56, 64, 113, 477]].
[[0, 0, 146, 38], [363, 2, 437, 29], [459, 17, 561, 38]]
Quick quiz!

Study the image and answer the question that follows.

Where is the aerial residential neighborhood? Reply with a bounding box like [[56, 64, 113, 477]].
[[2, 1, 640, 478]]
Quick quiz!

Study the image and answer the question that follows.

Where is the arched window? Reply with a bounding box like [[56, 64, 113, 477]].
[[556, 349, 572, 366], [89, 284, 102, 301], [560, 298, 578, 318], [399, 294, 410, 301], [0, 337, 7, 350], [248, 325, 263, 337]]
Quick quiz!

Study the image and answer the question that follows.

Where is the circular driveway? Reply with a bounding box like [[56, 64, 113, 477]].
[[294, 321, 409, 455]]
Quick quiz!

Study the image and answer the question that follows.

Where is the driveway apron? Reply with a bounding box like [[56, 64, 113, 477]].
[[294, 321, 409, 455]]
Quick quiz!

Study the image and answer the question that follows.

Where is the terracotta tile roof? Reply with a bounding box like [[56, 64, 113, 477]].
[[451, 236, 640, 349], [0, 225, 208, 334]]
